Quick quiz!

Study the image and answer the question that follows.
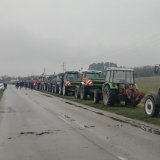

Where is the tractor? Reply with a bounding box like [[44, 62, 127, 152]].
[[75, 70, 104, 100], [98, 67, 145, 107], [60, 71, 81, 96], [144, 64, 160, 117], [47, 74, 57, 93], [54, 73, 64, 94]]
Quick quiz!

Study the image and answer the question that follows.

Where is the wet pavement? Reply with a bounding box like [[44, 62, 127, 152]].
[[0, 86, 160, 160]]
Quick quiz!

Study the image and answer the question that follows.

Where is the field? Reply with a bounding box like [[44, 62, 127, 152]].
[[136, 76, 160, 93], [47, 76, 160, 126]]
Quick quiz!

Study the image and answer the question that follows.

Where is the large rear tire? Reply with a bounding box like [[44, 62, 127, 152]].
[[94, 90, 100, 104], [75, 88, 80, 99], [63, 86, 67, 96], [144, 95, 160, 117], [80, 86, 87, 100], [103, 86, 115, 106]]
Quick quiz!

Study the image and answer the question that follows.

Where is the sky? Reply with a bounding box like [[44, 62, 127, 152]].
[[0, 0, 160, 76]]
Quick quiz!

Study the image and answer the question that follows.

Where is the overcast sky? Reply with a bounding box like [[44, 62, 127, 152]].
[[0, 0, 160, 76]]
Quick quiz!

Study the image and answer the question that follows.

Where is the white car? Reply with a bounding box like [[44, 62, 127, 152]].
[[0, 83, 5, 90]]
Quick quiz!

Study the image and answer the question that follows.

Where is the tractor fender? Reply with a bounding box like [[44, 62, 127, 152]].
[[102, 83, 118, 91], [145, 92, 160, 107], [102, 83, 108, 91]]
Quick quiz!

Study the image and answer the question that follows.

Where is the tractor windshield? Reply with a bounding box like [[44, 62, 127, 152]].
[[86, 73, 101, 79], [113, 70, 134, 84], [67, 73, 78, 80]]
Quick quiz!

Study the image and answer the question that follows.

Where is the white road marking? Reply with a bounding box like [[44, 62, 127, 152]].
[[58, 116, 71, 125], [117, 156, 128, 160]]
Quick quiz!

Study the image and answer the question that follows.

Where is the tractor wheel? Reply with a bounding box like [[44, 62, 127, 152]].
[[75, 88, 80, 99], [94, 90, 100, 104], [144, 95, 160, 117], [103, 86, 115, 106], [80, 86, 87, 100], [63, 86, 67, 96], [59, 86, 62, 95]]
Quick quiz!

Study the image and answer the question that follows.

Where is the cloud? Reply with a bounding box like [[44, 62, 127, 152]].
[[0, 0, 160, 76]]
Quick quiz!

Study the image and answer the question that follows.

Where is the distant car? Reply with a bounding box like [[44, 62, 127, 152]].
[[0, 83, 5, 91]]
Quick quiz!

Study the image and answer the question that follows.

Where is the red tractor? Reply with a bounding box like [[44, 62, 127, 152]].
[[54, 73, 64, 94]]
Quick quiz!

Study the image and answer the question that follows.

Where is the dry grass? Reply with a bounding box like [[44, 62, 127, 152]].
[[136, 76, 160, 93]]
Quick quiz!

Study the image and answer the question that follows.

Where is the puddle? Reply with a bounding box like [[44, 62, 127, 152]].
[[65, 102, 74, 105], [64, 115, 71, 119], [84, 125, 95, 128], [19, 130, 61, 136], [0, 107, 16, 113], [94, 111, 105, 116], [41, 94, 52, 98]]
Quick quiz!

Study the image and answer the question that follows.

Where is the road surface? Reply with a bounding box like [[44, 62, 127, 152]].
[[0, 86, 160, 160]]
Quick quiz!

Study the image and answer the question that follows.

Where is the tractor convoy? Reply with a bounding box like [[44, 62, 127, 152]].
[[27, 68, 145, 106], [17, 66, 160, 117]]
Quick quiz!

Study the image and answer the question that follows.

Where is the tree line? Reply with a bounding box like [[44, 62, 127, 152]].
[[88, 62, 160, 78]]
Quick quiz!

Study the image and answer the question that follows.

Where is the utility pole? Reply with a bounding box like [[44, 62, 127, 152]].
[[62, 62, 66, 73]]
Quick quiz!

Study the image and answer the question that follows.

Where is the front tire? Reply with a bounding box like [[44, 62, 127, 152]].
[[144, 95, 160, 117], [94, 90, 100, 104], [59, 86, 63, 95], [103, 86, 115, 106]]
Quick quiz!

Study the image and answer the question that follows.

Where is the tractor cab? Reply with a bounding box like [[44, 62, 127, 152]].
[[102, 67, 144, 107], [82, 70, 101, 79], [105, 67, 134, 84], [64, 71, 80, 81], [61, 71, 81, 96], [155, 64, 160, 74]]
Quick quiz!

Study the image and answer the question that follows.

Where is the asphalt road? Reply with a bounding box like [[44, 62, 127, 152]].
[[0, 86, 160, 160]]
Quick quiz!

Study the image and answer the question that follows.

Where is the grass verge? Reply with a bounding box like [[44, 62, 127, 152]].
[[43, 91, 160, 126]]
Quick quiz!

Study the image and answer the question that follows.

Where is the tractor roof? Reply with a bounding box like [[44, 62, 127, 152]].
[[57, 73, 64, 76], [82, 70, 102, 74], [65, 71, 79, 74], [106, 67, 134, 72]]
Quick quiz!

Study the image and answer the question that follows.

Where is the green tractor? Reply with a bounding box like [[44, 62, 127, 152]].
[[99, 67, 144, 106], [144, 64, 160, 117], [61, 71, 81, 96], [75, 70, 104, 101]]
